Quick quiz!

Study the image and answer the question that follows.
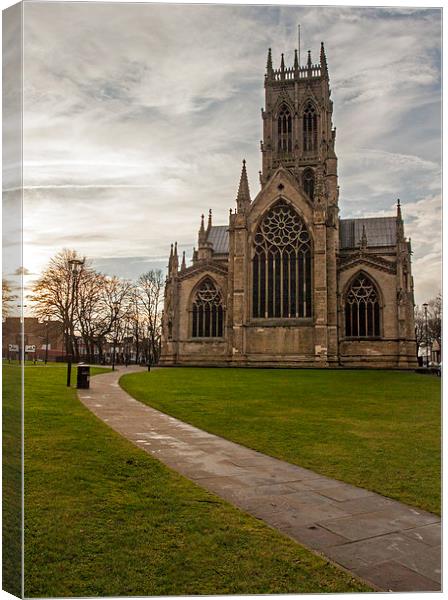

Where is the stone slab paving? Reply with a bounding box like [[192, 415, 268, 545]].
[[78, 367, 441, 592]]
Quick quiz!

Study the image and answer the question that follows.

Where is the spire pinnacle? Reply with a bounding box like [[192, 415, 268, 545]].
[[396, 199, 404, 241], [266, 47, 273, 76], [181, 250, 186, 270], [360, 225, 368, 250], [236, 159, 251, 213], [207, 208, 212, 231], [280, 53, 285, 71], [320, 41, 328, 77], [198, 214, 206, 246], [171, 242, 178, 273], [294, 49, 299, 70], [307, 50, 312, 67]]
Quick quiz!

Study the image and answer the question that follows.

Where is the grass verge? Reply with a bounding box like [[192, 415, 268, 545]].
[[24, 364, 369, 596], [120, 368, 441, 514]]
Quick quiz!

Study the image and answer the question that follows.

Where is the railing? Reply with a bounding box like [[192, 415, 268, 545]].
[[271, 65, 321, 81]]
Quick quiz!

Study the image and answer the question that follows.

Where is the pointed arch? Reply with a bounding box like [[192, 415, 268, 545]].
[[303, 100, 318, 154], [344, 271, 381, 338], [252, 199, 312, 319], [190, 277, 225, 338], [302, 168, 315, 200], [277, 103, 293, 154]]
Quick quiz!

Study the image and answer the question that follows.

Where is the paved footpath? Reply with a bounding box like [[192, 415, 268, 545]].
[[79, 367, 441, 592]]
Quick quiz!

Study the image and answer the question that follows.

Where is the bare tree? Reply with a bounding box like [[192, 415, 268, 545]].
[[414, 305, 425, 358], [126, 285, 145, 364], [428, 293, 442, 347], [2, 278, 17, 319], [97, 276, 134, 363], [137, 270, 164, 365], [29, 250, 166, 366], [415, 292, 442, 361], [29, 249, 88, 360], [76, 270, 107, 362]]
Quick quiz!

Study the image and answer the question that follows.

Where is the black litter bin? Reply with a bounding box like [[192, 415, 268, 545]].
[[77, 364, 90, 389]]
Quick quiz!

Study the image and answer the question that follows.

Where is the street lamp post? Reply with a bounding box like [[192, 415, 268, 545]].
[[66, 259, 83, 387], [423, 302, 429, 368], [111, 301, 119, 372]]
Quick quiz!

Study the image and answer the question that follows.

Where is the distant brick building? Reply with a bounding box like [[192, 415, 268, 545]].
[[2, 317, 65, 361], [161, 43, 416, 368]]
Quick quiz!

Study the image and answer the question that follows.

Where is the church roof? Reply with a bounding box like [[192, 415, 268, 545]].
[[207, 225, 229, 254], [205, 217, 397, 254], [339, 217, 397, 249]]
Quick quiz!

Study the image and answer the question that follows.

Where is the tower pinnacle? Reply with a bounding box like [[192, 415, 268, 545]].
[[266, 47, 273, 77], [236, 159, 251, 213], [198, 214, 206, 246], [207, 208, 212, 231], [320, 41, 328, 78], [360, 225, 368, 250]]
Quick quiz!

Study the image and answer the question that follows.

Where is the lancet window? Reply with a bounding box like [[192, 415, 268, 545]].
[[277, 104, 292, 154], [303, 168, 315, 200], [253, 200, 312, 319], [191, 278, 224, 338], [344, 274, 381, 337], [303, 102, 318, 153]]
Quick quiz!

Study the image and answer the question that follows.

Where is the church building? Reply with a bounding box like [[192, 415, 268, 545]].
[[160, 43, 417, 368]]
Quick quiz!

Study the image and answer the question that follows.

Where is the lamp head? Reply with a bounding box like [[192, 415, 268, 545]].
[[68, 258, 83, 274]]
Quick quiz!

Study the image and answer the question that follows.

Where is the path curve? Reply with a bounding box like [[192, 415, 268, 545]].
[[78, 367, 441, 592]]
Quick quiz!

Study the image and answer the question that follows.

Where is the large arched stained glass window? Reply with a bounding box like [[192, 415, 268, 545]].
[[253, 200, 312, 319], [345, 274, 381, 337], [303, 102, 317, 153], [191, 279, 224, 338], [277, 104, 292, 154]]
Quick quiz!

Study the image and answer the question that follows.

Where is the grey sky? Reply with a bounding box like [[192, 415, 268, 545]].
[[17, 2, 441, 304]]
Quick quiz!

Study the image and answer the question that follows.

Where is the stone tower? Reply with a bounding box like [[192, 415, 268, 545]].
[[260, 44, 338, 208], [257, 43, 340, 363]]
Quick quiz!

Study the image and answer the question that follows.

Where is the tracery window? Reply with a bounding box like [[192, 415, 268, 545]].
[[344, 274, 381, 337], [303, 168, 315, 200], [253, 200, 312, 319], [277, 104, 292, 154], [303, 102, 317, 153], [191, 278, 224, 338]]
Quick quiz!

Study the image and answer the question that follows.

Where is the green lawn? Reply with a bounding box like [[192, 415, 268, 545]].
[[23, 364, 368, 596], [121, 368, 441, 514], [3, 363, 22, 597]]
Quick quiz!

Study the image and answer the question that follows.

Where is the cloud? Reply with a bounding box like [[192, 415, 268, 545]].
[[20, 3, 441, 304]]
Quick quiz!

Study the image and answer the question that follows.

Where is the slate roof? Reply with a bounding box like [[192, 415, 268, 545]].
[[339, 217, 397, 249], [207, 225, 229, 254], [205, 218, 397, 254]]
